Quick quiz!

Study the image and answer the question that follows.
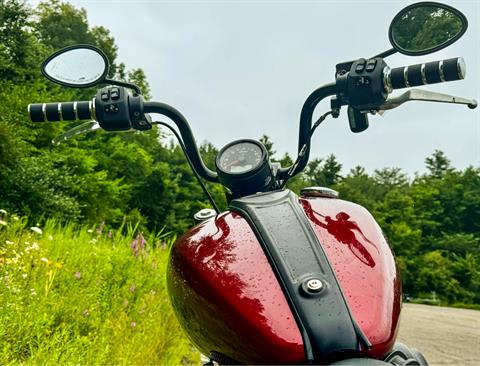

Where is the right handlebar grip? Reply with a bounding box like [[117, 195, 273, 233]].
[[28, 100, 94, 122], [387, 57, 466, 90]]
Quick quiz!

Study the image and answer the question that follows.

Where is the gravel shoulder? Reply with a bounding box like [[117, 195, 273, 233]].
[[397, 303, 480, 366]]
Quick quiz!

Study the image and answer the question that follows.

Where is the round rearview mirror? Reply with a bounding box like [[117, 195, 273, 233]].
[[389, 2, 468, 56], [42, 45, 109, 87]]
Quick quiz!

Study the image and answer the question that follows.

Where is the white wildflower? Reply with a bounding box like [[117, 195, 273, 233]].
[[87, 229, 93, 233], [0, 209, 7, 215], [12, 216, 19, 221], [0, 220, 7, 226], [30, 227, 43, 235], [40, 257, 49, 263], [22, 273, 27, 279], [5, 240, 14, 245], [25, 242, 39, 252]]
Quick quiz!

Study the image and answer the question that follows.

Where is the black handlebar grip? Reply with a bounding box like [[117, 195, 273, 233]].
[[28, 100, 94, 122], [386, 57, 466, 91], [28, 103, 45, 122]]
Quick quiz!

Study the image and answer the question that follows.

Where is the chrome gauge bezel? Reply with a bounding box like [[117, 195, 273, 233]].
[[216, 139, 268, 177]]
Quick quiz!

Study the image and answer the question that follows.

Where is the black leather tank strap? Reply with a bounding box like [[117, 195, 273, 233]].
[[229, 189, 370, 362]]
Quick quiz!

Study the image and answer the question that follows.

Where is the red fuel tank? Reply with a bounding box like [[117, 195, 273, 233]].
[[167, 193, 401, 364]]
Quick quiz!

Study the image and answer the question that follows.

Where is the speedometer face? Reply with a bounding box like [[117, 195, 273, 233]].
[[218, 141, 263, 174]]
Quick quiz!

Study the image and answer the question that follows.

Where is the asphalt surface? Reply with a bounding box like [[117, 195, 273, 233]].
[[397, 303, 480, 366]]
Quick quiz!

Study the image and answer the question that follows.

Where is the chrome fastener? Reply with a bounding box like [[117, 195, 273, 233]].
[[306, 279, 323, 293]]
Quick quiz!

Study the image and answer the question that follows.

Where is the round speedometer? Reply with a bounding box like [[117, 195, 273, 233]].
[[215, 139, 273, 197], [217, 141, 263, 174]]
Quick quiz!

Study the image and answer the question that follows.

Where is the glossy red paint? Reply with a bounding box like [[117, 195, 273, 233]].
[[167, 211, 305, 365], [167, 194, 401, 363], [300, 196, 402, 359]]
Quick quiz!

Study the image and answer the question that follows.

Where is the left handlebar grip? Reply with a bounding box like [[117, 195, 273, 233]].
[[28, 100, 94, 122]]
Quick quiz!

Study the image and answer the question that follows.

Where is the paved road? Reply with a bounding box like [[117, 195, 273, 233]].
[[397, 303, 480, 366]]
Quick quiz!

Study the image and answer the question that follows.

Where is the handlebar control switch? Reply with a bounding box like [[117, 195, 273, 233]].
[[355, 58, 366, 73], [129, 94, 151, 131], [95, 86, 133, 131], [110, 88, 120, 100], [345, 58, 389, 110]]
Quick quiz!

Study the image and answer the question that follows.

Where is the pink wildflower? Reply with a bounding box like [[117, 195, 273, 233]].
[[130, 233, 146, 256], [96, 221, 105, 234]]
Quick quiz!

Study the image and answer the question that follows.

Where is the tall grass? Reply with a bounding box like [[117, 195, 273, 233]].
[[0, 212, 198, 364]]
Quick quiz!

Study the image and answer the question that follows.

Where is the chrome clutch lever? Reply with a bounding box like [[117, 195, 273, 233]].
[[378, 89, 477, 115], [52, 121, 102, 145]]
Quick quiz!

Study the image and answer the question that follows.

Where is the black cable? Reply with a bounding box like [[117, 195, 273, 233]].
[[278, 82, 338, 179], [154, 121, 220, 214], [280, 110, 333, 189]]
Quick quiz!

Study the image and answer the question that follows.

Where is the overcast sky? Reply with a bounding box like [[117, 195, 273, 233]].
[[31, 0, 479, 176]]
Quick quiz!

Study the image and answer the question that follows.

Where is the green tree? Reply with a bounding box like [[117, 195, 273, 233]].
[[373, 167, 408, 199], [0, 0, 43, 82], [304, 154, 342, 187], [259, 134, 276, 159], [425, 149, 453, 178], [334, 166, 379, 210]]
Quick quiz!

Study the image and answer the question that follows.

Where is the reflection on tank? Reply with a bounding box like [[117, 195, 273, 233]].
[[303, 203, 378, 267]]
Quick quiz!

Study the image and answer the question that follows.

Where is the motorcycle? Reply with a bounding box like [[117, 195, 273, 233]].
[[28, 2, 477, 364]]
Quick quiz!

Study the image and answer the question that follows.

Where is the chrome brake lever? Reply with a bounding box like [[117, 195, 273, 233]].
[[378, 89, 477, 114]]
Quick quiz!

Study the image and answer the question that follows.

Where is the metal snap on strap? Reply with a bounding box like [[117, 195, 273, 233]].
[[305, 278, 324, 293]]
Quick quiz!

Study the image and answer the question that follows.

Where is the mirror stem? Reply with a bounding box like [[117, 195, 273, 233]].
[[372, 48, 397, 59], [104, 78, 142, 95]]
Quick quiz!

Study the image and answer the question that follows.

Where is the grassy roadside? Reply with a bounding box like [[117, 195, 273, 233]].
[[408, 299, 480, 310], [0, 213, 198, 365]]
